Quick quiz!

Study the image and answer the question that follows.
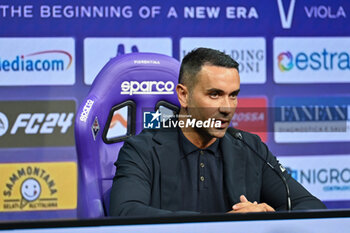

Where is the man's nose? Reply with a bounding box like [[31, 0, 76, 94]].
[[218, 97, 234, 114]]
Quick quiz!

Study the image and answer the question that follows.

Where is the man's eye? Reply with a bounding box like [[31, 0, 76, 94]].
[[210, 93, 219, 98]]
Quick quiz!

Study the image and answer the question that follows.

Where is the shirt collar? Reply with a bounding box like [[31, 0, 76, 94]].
[[179, 128, 220, 158]]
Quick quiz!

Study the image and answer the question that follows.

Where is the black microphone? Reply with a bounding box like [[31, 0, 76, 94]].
[[227, 127, 292, 211]]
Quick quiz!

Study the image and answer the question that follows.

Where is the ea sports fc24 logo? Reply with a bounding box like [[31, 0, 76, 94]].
[[0, 50, 72, 72], [278, 49, 350, 72]]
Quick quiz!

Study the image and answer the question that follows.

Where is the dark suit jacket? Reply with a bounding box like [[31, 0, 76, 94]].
[[109, 127, 326, 216]]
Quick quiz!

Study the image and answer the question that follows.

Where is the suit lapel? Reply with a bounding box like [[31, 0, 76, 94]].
[[153, 128, 182, 210], [221, 134, 247, 205]]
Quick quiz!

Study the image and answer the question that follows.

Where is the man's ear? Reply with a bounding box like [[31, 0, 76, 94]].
[[176, 84, 189, 108]]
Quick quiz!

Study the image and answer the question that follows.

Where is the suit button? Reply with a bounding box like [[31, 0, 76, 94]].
[[200, 163, 205, 168], [200, 176, 205, 182], [200, 150, 204, 155]]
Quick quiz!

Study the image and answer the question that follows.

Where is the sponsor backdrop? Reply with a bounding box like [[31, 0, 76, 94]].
[[0, 0, 349, 220]]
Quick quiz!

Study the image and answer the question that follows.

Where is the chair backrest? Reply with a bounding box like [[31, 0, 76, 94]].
[[75, 53, 180, 218]]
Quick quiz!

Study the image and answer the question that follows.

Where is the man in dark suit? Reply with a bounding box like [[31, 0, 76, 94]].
[[109, 48, 326, 216]]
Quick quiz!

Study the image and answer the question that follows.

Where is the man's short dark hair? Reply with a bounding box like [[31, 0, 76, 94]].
[[179, 48, 239, 91]]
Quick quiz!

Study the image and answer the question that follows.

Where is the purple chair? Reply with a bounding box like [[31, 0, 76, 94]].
[[75, 53, 180, 218]]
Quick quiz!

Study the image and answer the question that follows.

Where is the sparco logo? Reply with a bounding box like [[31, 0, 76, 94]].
[[121, 81, 175, 95], [80, 99, 94, 122], [0, 100, 75, 147]]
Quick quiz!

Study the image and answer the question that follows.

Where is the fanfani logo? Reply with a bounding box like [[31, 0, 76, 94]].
[[0, 50, 73, 72], [278, 51, 293, 71], [121, 81, 175, 95], [143, 110, 221, 129]]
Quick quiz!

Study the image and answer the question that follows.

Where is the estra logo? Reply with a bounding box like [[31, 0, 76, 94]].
[[274, 37, 350, 83], [277, 51, 293, 71], [0, 38, 75, 86]]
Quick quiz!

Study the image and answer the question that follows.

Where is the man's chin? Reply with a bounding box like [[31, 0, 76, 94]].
[[209, 127, 228, 138]]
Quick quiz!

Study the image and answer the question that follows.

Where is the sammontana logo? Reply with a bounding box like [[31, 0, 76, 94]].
[[0, 162, 77, 212], [3, 166, 57, 210]]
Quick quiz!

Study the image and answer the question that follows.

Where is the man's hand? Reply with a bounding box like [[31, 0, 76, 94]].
[[227, 195, 275, 213]]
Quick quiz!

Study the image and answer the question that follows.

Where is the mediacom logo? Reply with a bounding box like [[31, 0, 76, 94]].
[[278, 155, 350, 201], [0, 50, 72, 72], [0, 38, 75, 86], [274, 97, 350, 143], [274, 37, 350, 83], [0, 162, 77, 211], [84, 38, 172, 85], [0, 100, 75, 148]]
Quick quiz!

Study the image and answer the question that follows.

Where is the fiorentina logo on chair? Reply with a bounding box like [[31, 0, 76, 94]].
[[91, 116, 100, 140]]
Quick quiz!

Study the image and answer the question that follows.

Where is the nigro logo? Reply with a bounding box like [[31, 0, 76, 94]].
[[278, 155, 350, 201]]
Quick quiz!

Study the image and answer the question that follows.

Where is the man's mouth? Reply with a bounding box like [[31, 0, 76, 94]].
[[215, 119, 230, 129]]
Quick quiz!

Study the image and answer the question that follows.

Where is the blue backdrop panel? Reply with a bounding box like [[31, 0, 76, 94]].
[[0, 0, 349, 220]]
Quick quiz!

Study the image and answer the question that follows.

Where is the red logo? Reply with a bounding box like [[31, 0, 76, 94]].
[[231, 97, 268, 142]]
